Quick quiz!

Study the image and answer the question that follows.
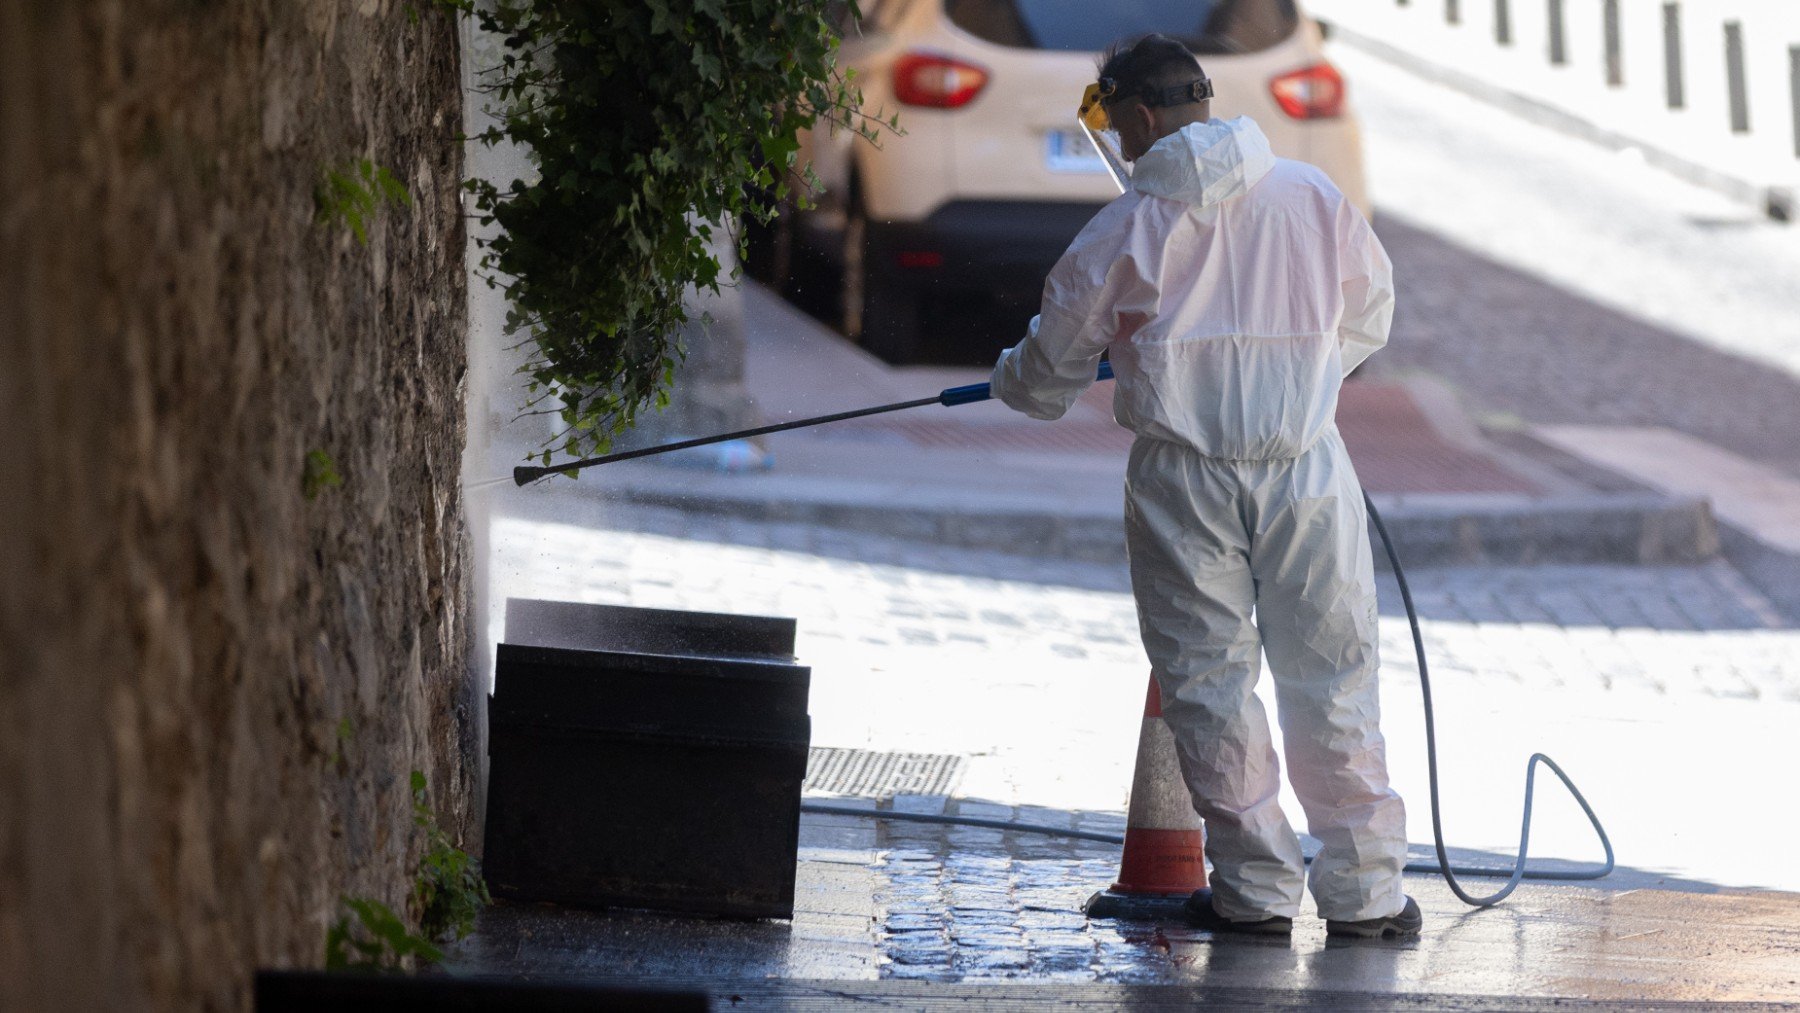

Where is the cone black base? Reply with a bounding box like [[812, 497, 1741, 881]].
[[1083, 889, 1194, 921]]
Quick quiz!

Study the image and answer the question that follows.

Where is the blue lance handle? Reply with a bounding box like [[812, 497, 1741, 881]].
[[939, 358, 1113, 407], [514, 360, 1115, 485]]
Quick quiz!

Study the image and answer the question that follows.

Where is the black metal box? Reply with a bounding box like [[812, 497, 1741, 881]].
[[484, 600, 810, 919]]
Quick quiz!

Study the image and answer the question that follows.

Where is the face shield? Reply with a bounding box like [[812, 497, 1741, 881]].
[[1078, 75, 1216, 195], [1078, 81, 1131, 194]]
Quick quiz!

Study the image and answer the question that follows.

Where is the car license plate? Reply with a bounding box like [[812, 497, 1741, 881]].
[[1045, 128, 1107, 174]]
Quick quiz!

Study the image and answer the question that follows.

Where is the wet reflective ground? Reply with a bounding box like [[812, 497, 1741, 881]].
[[446, 809, 1800, 1005]]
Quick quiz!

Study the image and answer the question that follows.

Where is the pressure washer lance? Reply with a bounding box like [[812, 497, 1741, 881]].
[[514, 360, 1613, 908], [510, 365, 1111, 486]]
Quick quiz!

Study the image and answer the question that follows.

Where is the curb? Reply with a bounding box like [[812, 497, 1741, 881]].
[[596, 484, 1718, 570], [1507, 425, 1800, 623], [1717, 526, 1800, 622], [1364, 493, 1717, 569], [1323, 20, 1793, 222]]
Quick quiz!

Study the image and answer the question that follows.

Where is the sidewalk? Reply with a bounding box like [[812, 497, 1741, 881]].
[[459, 497, 1800, 1004], [504, 281, 1719, 573]]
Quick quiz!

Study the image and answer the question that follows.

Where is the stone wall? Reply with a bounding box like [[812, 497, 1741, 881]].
[[0, 1, 476, 1008]]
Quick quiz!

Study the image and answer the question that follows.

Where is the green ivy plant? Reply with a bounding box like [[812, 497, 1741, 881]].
[[325, 896, 444, 971], [410, 770, 491, 940], [323, 772, 489, 971], [301, 449, 343, 500], [453, 0, 890, 465], [315, 160, 413, 246]]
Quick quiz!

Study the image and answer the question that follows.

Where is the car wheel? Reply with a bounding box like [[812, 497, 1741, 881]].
[[841, 205, 921, 363]]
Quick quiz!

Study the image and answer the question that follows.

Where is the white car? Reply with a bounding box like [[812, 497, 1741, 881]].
[[758, 0, 1371, 363]]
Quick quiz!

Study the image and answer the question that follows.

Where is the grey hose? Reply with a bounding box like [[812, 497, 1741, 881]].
[[1363, 493, 1613, 903]]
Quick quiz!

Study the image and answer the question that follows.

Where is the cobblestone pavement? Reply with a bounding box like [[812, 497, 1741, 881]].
[[479, 500, 1800, 987], [495, 502, 1796, 701]]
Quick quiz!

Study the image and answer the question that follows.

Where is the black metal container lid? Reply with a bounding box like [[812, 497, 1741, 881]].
[[504, 598, 797, 661]]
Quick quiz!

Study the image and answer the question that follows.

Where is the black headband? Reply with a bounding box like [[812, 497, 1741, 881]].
[[1097, 76, 1215, 109]]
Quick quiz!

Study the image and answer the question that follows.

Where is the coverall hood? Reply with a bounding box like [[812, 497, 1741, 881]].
[[990, 118, 1392, 461], [1131, 117, 1276, 208]]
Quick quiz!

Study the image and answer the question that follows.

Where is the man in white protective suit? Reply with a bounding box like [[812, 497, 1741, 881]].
[[989, 34, 1421, 939]]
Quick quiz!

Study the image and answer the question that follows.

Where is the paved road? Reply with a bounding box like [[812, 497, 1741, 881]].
[[1336, 44, 1800, 479], [490, 499, 1800, 894]]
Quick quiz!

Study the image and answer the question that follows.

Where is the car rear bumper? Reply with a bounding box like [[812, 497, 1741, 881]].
[[799, 196, 1108, 295], [868, 198, 1111, 290]]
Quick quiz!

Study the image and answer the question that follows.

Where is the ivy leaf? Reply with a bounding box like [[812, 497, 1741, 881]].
[[646, 0, 679, 35], [759, 132, 799, 167], [692, 48, 722, 83]]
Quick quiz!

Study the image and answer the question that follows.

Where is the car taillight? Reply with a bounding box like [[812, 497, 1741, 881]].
[[897, 250, 943, 268], [892, 52, 989, 108], [1269, 62, 1345, 119]]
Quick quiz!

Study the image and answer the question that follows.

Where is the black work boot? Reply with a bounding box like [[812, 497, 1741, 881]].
[[1184, 889, 1294, 937], [1325, 896, 1423, 939]]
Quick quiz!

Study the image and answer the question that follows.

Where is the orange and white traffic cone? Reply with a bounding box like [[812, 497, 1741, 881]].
[[1085, 675, 1208, 920]]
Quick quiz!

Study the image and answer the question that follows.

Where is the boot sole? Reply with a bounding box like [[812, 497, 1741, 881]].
[[1325, 920, 1422, 939], [1326, 896, 1422, 939], [1183, 890, 1294, 936], [1184, 903, 1294, 936], [1217, 923, 1295, 937]]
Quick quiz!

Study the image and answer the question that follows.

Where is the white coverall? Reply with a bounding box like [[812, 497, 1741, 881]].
[[990, 117, 1406, 923]]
